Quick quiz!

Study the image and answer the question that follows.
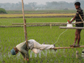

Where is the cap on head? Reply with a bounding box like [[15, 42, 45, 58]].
[[11, 48, 16, 55], [74, 2, 81, 6]]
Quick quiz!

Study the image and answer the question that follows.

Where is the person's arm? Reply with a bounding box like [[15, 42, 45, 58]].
[[19, 48, 29, 62], [16, 42, 29, 62], [71, 16, 76, 22], [20, 52, 25, 59], [69, 16, 76, 23], [69, 11, 79, 23]]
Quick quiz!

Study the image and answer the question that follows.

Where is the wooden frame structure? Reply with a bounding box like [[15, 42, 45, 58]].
[[20, 1, 84, 59]]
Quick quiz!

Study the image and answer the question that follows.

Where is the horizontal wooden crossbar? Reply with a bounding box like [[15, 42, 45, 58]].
[[12, 22, 84, 25], [12, 22, 66, 25], [51, 46, 84, 49], [12, 22, 67, 26], [0, 25, 49, 28], [60, 26, 84, 29], [0, 25, 24, 28]]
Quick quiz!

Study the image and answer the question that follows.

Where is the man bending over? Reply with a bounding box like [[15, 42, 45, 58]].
[[11, 39, 55, 62]]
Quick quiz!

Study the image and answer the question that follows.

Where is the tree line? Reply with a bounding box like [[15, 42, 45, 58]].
[[0, 0, 84, 10]]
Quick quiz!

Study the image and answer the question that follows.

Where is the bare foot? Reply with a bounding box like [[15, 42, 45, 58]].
[[53, 44, 57, 51], [27, 58, 29, 62], [70, 45, 76, 47], [73, 43, 76, 46], [24, 58, 25, 61], [76, 44, 80, 47], [24, 58, 29, 62]]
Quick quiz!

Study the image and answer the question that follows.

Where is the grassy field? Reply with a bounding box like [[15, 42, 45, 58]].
[[0, 14, 75, 18], [0, 18, 70, 26], [7, 10, 76, 14], [0, 18, 84, 63]]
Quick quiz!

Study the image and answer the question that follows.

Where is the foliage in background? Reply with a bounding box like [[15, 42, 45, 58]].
[[0, 0, 84, 10], [0, 8, 7, 14]]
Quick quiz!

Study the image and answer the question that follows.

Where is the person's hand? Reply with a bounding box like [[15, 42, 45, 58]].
[[69, 21, 72, 24], [27, 58, 29, 62], [68, 20, 72, 24], [24, 58, 29, 62]]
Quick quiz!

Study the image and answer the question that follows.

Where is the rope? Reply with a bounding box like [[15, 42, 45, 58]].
[[54, 18, 73, 44], [54, 29, 68, 44]]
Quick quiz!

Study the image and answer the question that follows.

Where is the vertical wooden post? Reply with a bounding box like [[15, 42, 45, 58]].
[[76, 51, 79, 58], [50, 24, 52, 29], [21, 0, 29, 59]]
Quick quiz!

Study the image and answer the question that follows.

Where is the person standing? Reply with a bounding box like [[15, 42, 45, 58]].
[[68, 2, 83, 47]]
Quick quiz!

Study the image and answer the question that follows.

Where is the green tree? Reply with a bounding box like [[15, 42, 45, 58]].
[[0, 8, 7, 14]]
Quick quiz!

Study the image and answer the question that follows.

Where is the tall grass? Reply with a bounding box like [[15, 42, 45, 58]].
[[0, 18, 84, 63]]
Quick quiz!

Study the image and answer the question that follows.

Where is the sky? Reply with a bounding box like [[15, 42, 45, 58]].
[[0, 0, 76, 4]]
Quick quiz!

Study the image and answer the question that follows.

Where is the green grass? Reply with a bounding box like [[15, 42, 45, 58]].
[[0, 18, 71, 26], [0, 18, 84, 63]]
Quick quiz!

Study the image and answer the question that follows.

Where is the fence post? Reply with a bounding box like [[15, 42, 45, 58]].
[[76, 51, 79, 58], [50, 24, 52, 29]]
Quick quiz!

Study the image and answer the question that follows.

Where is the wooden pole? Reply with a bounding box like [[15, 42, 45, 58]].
[[50, 24, 52, 29], [51, 45, 84, 49], [75, 15, 82, 59], [21, 0, 29, 59], [76, 51, 79, 58], [79, 14, 84, 22], [60, 26, 84, 29], [12, 22, 84, 25]]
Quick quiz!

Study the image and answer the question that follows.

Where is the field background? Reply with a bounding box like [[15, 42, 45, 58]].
[[0, 11, 84, 63], [0, 10, 77, 18], [7, 10, 76, 14], [0, 14, 75, 18]]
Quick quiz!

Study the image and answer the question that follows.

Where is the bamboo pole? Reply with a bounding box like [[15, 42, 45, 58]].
[[76, 51, 79, 58], [21, 0, 29, 60], [50, 24, 52, 29], [51, 45, 84, 49], [12, 22, 84, 25], [79, 14, 84, 22], [60, 26, 84, 29]]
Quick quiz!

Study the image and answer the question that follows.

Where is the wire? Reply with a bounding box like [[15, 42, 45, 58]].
[[54, 29, 68, 44]]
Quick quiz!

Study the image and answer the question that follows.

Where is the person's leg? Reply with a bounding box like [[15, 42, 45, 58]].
[[32, 48, 41, 54], [73, 29, 78, 45], [34, 41, 43, 49], [77, 30, 81, 46], [34, 41, 54, 50], [41, 44, 54, 50]]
